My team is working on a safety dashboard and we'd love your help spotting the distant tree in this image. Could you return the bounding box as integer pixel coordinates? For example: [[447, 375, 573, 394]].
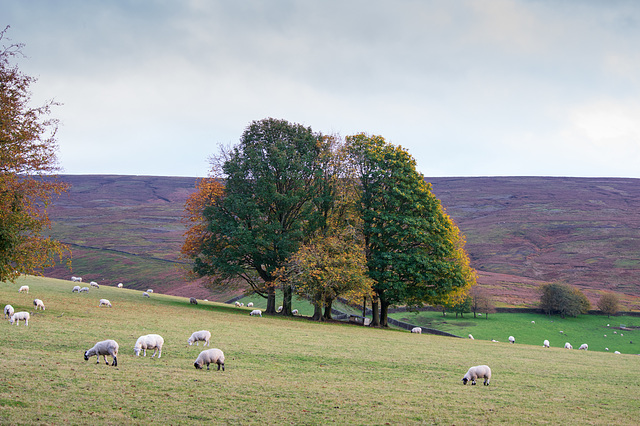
[[470, 286, 496, 319], [597, 292, 620, 318], [450, 294, 472, 318], [346, 133, 476, 327], [0, 26, 69, 282], [539, 282, 590, 318], [182, 118, 329, 314]]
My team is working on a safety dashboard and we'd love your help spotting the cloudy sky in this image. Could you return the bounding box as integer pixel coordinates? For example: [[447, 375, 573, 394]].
[[3, 1, 640, 178]]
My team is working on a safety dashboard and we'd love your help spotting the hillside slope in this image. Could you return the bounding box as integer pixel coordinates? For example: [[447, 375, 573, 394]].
[[42, 175, 640, 309]]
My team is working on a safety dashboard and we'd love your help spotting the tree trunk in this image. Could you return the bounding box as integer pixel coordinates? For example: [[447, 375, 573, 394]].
[[266, 286, 276, 314], [323, 298, 333, 320], [371, 298, 380, 327], [282, 283, 292, 316], [380, 298, 390, 328], [312, 299, 323, 321]]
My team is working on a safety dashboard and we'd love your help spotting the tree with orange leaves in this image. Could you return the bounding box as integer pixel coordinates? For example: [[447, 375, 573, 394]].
[[0, 26, 69, 282]]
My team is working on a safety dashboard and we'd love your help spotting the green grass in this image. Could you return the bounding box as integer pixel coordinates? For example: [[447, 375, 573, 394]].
[[390, 310, 640, 353], [1, 276, 640, 424]]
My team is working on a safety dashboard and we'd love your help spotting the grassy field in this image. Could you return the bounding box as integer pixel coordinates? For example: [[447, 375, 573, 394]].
[[2, 276, 640, 424]]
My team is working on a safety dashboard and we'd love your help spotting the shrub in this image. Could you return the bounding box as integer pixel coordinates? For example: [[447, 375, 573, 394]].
[[597, 292, 620, 318]]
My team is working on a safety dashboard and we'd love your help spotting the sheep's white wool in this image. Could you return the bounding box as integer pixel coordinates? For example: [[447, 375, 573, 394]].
[[188, 330, 211, 346], [579, 344, 588, 350], [543, 339, 550, 348], [411, 327, 422, 334], [72, 285, 81, 293], [9, 311, 30, 326], [564, 342, 573, 349], [249, 310, 262, 317], [468, 334, 474, 340], [33, 299, 45, 310], [84, 339, 119, 366], [117, 283, 123, 288], [508, 336, 515, 344], [18, 285, 29, 293], [143, 292, 150, 298], [194, 348, 225, 371], [462, 365, 491, 386], [134, 334, 164, 358], [292, 309, 298, 315], [99, 299, 112, 307], [4, 304, 14, 319]]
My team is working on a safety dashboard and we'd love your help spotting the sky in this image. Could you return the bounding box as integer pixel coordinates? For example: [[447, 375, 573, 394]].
[[3, 0, 640, 178]]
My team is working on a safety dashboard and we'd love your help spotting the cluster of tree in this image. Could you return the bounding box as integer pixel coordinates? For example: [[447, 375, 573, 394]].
[[539, 282, 590, 318], [0, 27, 69, 283], [182, 118, 477, 326], [597, 292, 620, 318]]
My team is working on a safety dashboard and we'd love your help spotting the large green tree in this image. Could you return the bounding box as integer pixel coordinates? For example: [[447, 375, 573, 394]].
[[185, 118, 328, 314], [0, 26, 69, 282], [347, 133, 475, 327], [539, 282, 590, 318]]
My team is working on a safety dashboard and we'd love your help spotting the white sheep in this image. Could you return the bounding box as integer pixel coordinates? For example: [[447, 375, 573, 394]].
[[249, 309, 262, 317], [194, 348, 225, 371], [564, 342, 573, 349], [531, 321, 535, 324], [84, 339, 119, 366], [146, 289, 153, 293], [543, 339, 550, 348], [98, 299, 112, 308], [508, 336, 515, 344], [143, 292, 150, 298], [188, 330, 211, 346], [117, 283, 123, 288], [491, 339, 499, 342], [247, 302, 254, 307], [71, 276, 82, 282], [18, 285, 29, 293], [579, 344, 588, 350], [277, 306, 283, 313], [468, 334, 474, 340], [411, 327, 422, 334], [9, 312, 30, 326], [90, 281, 99, 289], [614, 351, 621, 354], [79, 287, 89, 293], [190, 297, 197, 305], [235, 301, 241, 307], [72, 285, 81, 293], [4, 304, 14, 319], [292, 309, 298, 315], [462, 365, 491, 386], [134, 334, 164, 358], [33, 298, 45, 310]]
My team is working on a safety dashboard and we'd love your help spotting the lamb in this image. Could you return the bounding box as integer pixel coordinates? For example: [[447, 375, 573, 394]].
[[9, 312, 30, 326], [188, 330, 211, 347], [462, 365, 491, 386], [194, 348, 225, 371], [4, 304, 14, 319], [411, 327, 422, 334], [146, 289, 153, 293], [509, 336, 515, 344], [543, 339, 550, 348], [84, 339, 119, 366], [134, 334, 164, 358], [468, 334, 474, 340], [249, 309, 262, 317], [90, 281, 99, 289], [72, 285, 81, 293], [292, 309, 298, 315], [117, 283, 123, 288], [98, 299, 112, 307], [247, 302, 254, 307], [564, 342, 573, 349], [33, 298, 45, 310], [18, 285, 29, 293], [79, 287, 89, 293], [190, 297, 198, 305], [143, 292, 150, 298], [579, 344, 588, 350]]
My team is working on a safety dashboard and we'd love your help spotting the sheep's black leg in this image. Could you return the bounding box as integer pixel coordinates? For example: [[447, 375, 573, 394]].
[[206, 362, 210, 370], [112, 356, 117, 367]]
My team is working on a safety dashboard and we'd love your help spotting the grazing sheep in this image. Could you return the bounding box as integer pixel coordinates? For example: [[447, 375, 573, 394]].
[[146, 289, 153, 293], [4, 304, 14, 319], [292, 309, 298, 315], [614, 351, 621, 354], [143, 292, 150, 298], [194, 348, 225, 371], [84, 339, 119, 366], [247, 302, 253, 307], [605, 348, 609, 351], [614, 331, 617, 334], [188, 330, 211, 347], [9, 312, 30, 326], [79, 287, 89, 293], [462, 365, 491, 386], [203, 299, 208, 302], [249, 309, 262, 317], [559, 331, 564, 334], [277, 306, 283, 313], [604, 335, 607, 337], [18, 285, 29, 293], [468, 334, 474, 340], [134, 334, 164, 358], [190, 297, 197, 305], [509, 336, 515, 344], [531, 321, 535, 324], [579, 344, 588, 350], [117, 283, 123, 288], [72, 285, 81, 293], [564, 342, 573, 349], [71, 276, 82, 282], [98, 299, 112, 308], [33, 298, 45, 310], [90, 281, 99, 289], [411, 327, 422, 334], [235, 301, 241, 307], [543, 340, 550, 348]]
